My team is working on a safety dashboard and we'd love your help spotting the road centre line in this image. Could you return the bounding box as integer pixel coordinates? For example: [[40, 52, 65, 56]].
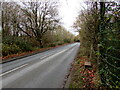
[[1, 50, 65, 77], [0, 64, 28, 77], [40, 56, 47, 59], [40, 51, 59, 60], [1, 51, 62, 77]]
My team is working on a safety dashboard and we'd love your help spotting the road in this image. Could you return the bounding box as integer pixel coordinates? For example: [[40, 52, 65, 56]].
[[1, 43, 80, 88]]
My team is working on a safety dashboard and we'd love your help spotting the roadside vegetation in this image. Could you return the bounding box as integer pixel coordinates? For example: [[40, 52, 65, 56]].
[[1, 1, 76, 58], [70, 1, 120, 88]]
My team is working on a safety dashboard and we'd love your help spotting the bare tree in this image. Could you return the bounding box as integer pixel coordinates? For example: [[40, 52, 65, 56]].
[[73, 2, 99, 58], [17, 0, 59, 47], [2, 2, 22, 37]]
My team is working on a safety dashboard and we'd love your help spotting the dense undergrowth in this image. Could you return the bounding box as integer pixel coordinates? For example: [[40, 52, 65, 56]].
[[71, 1, 120, 88], [69, 47, 101, 88], [2, 35, 74, 57]]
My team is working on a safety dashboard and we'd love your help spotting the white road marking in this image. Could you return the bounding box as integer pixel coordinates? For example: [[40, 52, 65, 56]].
[[0, 64, 28, 77], [1, 50, 66, 77], [40, 53, 55, 59], [40, 56, 47, 59], [1, 47, 69, 77]]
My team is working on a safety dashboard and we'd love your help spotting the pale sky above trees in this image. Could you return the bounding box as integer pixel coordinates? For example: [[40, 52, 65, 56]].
[[59, 0, 87, 36]]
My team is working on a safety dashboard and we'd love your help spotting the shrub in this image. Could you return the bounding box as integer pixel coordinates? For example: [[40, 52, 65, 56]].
[[56, 41, 64, 45], [3, 36, 33, 52], [16, 41, 32, 52], [63, 38, 71, 43], [2, 44, 21, 56], [49, 43, 57, 47]]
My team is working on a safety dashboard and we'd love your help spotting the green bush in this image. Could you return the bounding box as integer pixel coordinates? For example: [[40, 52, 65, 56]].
[[63, 38, 71, 43], [49, 43, 57, 47], [2, 36, 34, 56], [2, 44, 21, 56], [3, 36, 33, 52], [16, 41, 32, 52], [56, 41, 64, 45]]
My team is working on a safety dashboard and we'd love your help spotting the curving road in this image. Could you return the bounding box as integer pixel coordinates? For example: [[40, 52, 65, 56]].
[[1, 43, 80, 88]]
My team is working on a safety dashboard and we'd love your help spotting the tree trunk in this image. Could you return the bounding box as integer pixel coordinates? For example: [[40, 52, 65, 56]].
[[39, 39, 43, 48]]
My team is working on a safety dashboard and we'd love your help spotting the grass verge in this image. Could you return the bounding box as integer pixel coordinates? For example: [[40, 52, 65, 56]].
[[68, 49, 101, 88]]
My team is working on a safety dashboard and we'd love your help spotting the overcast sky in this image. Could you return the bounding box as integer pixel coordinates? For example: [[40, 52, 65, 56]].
[[58, 0, 87, 35]]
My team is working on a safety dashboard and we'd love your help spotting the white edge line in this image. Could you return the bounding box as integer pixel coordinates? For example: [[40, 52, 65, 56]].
[[0, 64, 28, 77]]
